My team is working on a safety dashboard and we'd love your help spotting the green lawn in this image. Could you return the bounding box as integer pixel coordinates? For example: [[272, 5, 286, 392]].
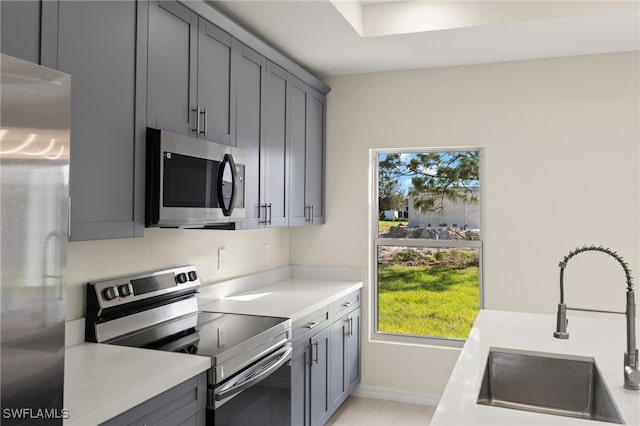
[[377, 264, 479, 339]]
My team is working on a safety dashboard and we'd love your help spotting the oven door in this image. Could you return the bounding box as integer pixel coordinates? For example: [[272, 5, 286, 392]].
[[209, 344, 292, 426]]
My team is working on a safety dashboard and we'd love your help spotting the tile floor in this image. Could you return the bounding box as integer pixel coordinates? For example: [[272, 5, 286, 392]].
[[325, 396, 436, 426]]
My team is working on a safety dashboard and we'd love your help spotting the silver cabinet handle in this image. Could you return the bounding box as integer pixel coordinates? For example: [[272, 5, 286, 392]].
[[201, 107, 208, 136], [343, 316, 354, 336], [305, 322, 319, 330], [260, 204, 268, 225], [311, 341, 319, 364], [193, 105, 201, 133], [260, 203, 273, 225], [310, 205, 314, 223], [342, 301, 354, 308]]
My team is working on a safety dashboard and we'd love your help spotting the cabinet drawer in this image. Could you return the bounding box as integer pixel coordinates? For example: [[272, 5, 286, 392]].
[[330, 290, 361, 320], [292, 308, 329, 344]]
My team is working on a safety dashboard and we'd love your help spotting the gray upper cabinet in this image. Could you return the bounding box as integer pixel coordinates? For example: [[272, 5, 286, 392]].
[[47, 0, 147, 240], [147, 1, 235, 145], [1, 1, 41, 64], [306, 89, 326, 224], [289, 77, 326, 226], [147, 1, 197, 136], [236, 58, 289, 229], [197, 18, 235, 145], [261, 62, 289, 227], [233, 42, 264, 228], [6, 0, 327, 240]]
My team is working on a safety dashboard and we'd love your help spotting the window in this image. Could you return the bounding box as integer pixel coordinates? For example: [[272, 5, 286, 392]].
[[373, 149, 482, 346]]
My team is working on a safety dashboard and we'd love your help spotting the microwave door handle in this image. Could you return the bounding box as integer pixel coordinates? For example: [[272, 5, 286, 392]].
[[217, 153, 238, 216]]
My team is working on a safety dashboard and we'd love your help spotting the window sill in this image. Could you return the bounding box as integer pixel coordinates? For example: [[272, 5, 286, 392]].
[[371, 331, 465, 349]]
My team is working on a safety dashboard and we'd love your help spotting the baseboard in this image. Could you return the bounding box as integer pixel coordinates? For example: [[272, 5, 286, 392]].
[[351, 384, 440, 407]]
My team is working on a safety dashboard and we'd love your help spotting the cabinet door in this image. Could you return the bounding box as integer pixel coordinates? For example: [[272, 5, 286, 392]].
[[309, 327, 330, 426], [262, 61, 289, 227], [288, 77, 308, 226], [289, 77, 325, 226], [306, 89, 326, 225], [101, 372, 207, 426], [0, 0, 41, 64], [346, 307, 362, 393], [291, 340, 310, 426], [197, 18, 234, 145], [233, 42, 264, 228], [329, 316, 348, 413], [56, 0, 146, 240], [147, 0, 197, 136]]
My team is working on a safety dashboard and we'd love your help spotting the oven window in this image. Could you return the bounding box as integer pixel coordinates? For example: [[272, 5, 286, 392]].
[[163, 152, 219, 208]]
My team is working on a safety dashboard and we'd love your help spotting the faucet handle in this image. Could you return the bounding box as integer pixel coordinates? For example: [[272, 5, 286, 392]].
[[553, 303, 570, 339]]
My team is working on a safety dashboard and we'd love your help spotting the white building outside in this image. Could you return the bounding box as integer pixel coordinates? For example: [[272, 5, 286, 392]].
[[408, 188, 480, 229]]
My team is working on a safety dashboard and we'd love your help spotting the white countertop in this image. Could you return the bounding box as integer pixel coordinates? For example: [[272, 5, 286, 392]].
[[198, 277, 363, 320], [431, 310, 640, 425], [63, 343, 210, 426]]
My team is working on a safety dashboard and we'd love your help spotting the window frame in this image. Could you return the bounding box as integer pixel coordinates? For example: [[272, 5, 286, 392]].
[[371, 147, 485, 348]]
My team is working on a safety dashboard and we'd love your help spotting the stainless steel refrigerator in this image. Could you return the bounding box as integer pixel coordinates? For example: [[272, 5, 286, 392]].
[[1, 54, 70, 425]]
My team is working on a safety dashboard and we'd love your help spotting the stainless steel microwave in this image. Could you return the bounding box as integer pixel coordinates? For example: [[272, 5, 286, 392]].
[[145, 128, 245, 228]]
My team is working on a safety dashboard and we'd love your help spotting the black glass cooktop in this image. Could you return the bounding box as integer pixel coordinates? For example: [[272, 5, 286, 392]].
[[109, 311, 288, 359]]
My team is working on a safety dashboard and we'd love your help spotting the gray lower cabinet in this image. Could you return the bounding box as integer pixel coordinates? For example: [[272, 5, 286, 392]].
[[291, 308, 331, 426], [291, 291, 361, 426], [44, 0, 147, 240], [289, 77, 326, 226], [147, 0, 235, 145], [329, 306, 362, 412], [309, 326, 331, 426], [100, 372, 207, 426]]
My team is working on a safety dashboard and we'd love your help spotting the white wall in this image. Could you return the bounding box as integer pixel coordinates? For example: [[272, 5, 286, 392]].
[[66, 227, 290, 320], [290, 52, 640, 399]]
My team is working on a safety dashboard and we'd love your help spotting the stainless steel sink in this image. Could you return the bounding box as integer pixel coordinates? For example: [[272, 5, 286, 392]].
[[477, 348, 624, 424]]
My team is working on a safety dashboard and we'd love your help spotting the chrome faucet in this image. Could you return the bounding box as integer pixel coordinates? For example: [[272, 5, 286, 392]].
[[553, 245, 640, 390]]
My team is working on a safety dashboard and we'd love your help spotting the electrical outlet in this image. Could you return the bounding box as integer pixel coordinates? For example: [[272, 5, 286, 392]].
[[264, 243, 271, 262], [218, 248, 227, 271]]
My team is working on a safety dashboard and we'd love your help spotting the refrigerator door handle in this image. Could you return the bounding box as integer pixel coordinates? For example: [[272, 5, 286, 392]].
[[68, 196, 71, 239]]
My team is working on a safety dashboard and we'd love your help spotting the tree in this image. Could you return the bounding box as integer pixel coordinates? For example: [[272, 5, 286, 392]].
[[379, 151, 479, 214], [378, 169, 406, 213]]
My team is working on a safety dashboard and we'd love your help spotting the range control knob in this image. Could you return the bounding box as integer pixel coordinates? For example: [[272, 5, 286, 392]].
[[176, 273, 188, 284], [188, 271, 198, 282], [102, 286, 118, 301], [118, 284, 132, 297]]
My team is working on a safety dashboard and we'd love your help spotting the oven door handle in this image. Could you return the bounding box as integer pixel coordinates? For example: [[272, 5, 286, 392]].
[[214, 344, 292, 402]]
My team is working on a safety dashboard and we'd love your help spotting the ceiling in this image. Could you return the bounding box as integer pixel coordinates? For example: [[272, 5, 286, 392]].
[[209, 0, 640, 78]]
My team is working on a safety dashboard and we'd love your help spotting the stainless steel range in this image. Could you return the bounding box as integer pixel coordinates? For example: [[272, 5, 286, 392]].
[[85, 265, 292, 426]]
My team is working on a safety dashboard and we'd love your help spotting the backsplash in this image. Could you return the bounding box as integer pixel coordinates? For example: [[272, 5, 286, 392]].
[[66, 226, 290, 321]]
